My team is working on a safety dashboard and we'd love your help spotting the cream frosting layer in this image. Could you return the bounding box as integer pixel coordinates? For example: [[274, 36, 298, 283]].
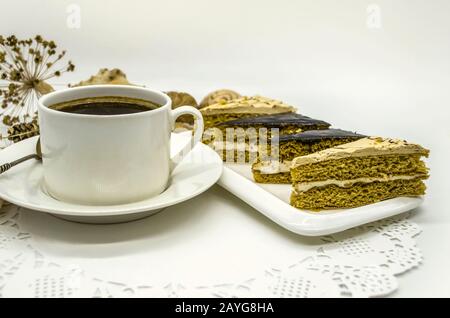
[[293, 174, 424, 193], [200, 95, 296, 115], [291, 137, 429, 168], [252, 160, 292, 174]]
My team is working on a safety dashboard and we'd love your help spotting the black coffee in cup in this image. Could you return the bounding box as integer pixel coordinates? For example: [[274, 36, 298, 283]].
[[49, 96, 161, 115]]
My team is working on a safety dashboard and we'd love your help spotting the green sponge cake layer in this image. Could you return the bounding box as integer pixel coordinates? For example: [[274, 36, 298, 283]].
[[252, 129, 366, 183], [253, 170, 291, 183], [291, 178, 426, 210], [289, 137, 430, 210], [291, 154, 428, 182], [277, 137, 360, 162]]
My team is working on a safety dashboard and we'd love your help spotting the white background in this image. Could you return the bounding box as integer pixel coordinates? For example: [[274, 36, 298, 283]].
[[1, 0, 450, 297]]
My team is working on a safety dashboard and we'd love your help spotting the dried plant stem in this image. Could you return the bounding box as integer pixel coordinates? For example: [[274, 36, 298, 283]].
[[0, 35, 75, 126], [1, 129, 39, 140]]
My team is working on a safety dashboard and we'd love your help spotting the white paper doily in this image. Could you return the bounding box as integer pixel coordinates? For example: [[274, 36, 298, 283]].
[[0, 201, 422, 298]]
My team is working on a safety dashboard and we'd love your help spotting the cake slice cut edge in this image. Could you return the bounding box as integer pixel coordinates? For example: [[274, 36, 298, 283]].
[[289, 137, 430, 210]]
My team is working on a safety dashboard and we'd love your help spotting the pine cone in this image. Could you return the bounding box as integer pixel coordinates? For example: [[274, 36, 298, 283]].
[[7, 120, 39, 143], [200, 89, 241, 108]]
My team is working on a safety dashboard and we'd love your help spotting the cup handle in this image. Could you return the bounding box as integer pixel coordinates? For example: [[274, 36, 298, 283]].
[[170, 106, 204, 171]]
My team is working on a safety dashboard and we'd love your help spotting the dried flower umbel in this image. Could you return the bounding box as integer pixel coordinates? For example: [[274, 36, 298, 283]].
[[0, 35, 75, 127]]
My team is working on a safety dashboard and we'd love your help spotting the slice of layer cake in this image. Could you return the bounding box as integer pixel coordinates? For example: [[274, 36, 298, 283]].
[[289, 137, 430, 210], [208, 113, 331, 163], [252, 129, 366, 183], [201, 95, 296, 130]]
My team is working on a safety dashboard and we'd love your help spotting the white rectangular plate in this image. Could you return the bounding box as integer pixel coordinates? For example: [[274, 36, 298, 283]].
[[218, 163, 423, 236]]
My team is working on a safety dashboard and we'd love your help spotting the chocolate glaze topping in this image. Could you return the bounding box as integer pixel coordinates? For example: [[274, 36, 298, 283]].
[[279, 128, 366, 142], [219, 113, 331, 128]]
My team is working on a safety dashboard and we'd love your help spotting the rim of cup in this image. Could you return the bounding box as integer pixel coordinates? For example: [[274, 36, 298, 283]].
[[38, 85, 171, 119]]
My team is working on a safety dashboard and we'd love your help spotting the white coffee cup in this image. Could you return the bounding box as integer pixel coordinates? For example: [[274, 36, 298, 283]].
[[38, 85, 203, 205]]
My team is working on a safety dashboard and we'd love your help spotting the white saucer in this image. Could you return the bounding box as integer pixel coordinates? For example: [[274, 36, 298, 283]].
[[0, 135, 223, 224]]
